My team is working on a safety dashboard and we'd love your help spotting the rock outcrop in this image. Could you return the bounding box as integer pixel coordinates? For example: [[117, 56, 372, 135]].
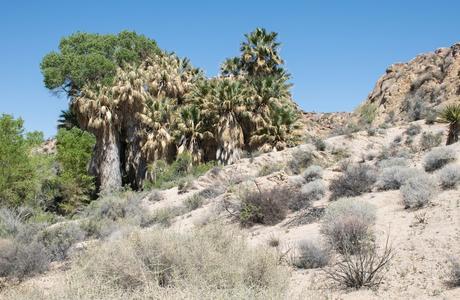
[[361, 42, 460, 125]]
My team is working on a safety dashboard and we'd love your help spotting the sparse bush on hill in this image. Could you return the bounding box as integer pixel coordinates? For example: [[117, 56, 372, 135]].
[[42, 225, 288, 298], [302, 165, 323, 182], [39, 222, 85, 261], [238, 185, 294, 226], [329, 164, 377, 200], [376, 166, 420, 190], [423, 146, 457, 172], [291, 239, 331, 269], [448, 256, 460, 287], [325, 235, 393, 289], [287, 148, 313, 174], [258, 163, 284, 176], [405, 124, 422, 136], [438, 164, 460, 189], [290, 180, 325, 211], [419, 131, 443, 150], [184, 194, 204, 212], [378, 157, 408, 169], [400, 174, 437, 208], [320, 198, 376, 254], [313, 137, 326, 151]]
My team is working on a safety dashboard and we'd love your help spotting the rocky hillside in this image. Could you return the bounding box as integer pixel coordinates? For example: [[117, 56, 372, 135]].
[[360, 42, 460, 125]]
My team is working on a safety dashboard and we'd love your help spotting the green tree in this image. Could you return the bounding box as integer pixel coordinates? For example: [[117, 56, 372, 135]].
[[55, 128, 96, 214], [40, 31, 160, 96], [0, 115, 37, 207]]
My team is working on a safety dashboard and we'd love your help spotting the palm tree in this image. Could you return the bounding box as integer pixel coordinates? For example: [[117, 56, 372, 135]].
[[72, 85, 122, 193], [220, 57, 242, 77], [250, 105, 302, 152], [174, 105, 214, 163], [240, 28, 284, 77], [57, 109, 79, 130], [439, 104, 460, 145]]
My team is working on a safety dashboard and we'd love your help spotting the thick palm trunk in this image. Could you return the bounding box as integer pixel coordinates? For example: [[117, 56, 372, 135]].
[[447, 122, 459, 145], [92, 127, 122, 193], [216, 115, 244, 165]]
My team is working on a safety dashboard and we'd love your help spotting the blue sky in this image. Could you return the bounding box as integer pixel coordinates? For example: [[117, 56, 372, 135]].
[[1, 0, 460, 137]]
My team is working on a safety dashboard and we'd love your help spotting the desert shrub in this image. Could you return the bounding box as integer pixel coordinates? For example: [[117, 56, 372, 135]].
[[400, 174, 437, 208], [287, 148, 313, 174], [419, 131, 443, 150], [448, 257, 460, 287], [184, 194, 204, 212], [393, 135, 402, 144], [0, 207, 33, 237], [39, 222, 85, 261], [258, 163, 284, 177], [367, 127, 377, 136], [146, 190, 163, 202], [404, 98, 426, 121], [58, 225, 288, 298], [291, 240, 331, 269], [239, 185, 294, 226], [267, 235, 280, 248], [302, 165, 323, 182], [425, 109, 437, 124], [177, 176, 194, 194], [423, 146, 457, 172], [293, 180, 325, 211], [150, 207, 184, 227], [405, 124, 422, 136], [320, 198, 376, 254], [358, 102, 377, 125], [329, 164, 377, 200], [313, 137, 326, 151], [376, 166, 420, 190], [438, 164, 460, 189], [378, 157, 408, 169], [81, 191, 153, 237], [0, 238, 50, 279], [325, 236, 393, 289], [198, 184, 226, 199], [377, 145, 411, 161]]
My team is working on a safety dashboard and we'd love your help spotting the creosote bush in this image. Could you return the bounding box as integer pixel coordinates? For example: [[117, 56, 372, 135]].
[[329, 164, 377, 200], [423, 146, 457, 172], [291, 239, 331, 269], [320, 198, 376, 254], [438, 164, 460, 189], [400, 174, 437, 208]]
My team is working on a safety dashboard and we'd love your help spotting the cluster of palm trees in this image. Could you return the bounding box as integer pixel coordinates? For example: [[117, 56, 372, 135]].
[[63, 28, 303, 192]]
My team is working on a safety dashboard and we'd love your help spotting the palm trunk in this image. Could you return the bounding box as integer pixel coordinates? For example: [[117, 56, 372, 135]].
[[216, 114, 244, 165], [446, 122, 459, 145], [92, 126, 122, 193]]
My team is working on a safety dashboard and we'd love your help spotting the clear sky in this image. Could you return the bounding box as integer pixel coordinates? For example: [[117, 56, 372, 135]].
[[1, 0, 460, 137]]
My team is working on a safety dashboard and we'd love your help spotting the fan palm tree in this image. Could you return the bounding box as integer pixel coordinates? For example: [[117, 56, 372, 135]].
[[220, 57, 242, 77], [250, 105, 302, 152], [439, 103, 460, 145], [175, 105, 214, 163], [72, 85, 122, 193], [57, 109, 79, 130], [240, 28, 284, 77]]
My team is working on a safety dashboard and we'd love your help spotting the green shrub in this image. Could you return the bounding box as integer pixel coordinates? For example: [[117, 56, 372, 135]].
[[358, 102, 377, 125]]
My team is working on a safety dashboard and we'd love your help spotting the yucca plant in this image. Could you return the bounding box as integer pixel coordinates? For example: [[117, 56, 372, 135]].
[[439, 104, 460, 145]]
